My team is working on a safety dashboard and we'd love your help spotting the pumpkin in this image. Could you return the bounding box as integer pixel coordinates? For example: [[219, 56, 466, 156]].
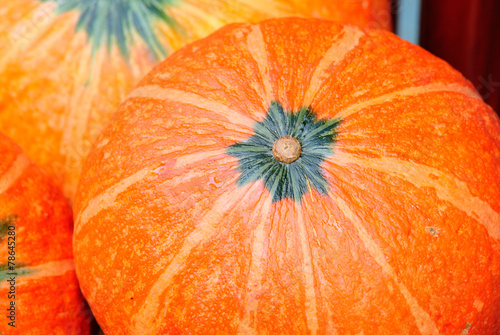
[[0, 133, 91, 334], [73, 18, 500, 334], [0, 0, 390, 201]]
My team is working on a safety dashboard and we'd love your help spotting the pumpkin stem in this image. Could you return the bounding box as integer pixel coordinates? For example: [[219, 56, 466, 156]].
[[272, 136, 301, 163]]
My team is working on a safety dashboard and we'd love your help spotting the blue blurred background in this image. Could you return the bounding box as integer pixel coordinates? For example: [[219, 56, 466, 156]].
[[396, 0, 421, 44]]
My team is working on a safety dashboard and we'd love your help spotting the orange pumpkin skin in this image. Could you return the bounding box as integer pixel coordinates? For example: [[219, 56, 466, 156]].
[[0, 0, 390, 202], [0, 133, 91, 334], [74, 18, 500, 334]]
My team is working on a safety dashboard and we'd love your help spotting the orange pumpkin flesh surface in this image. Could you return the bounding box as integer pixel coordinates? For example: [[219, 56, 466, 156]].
[[0, 0, 391, 201], [0, 133, 91, 334], [73, 18, 500, 334]]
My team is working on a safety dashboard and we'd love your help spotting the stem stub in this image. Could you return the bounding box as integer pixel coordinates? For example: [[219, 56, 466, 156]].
[[272, 135, 301, 164]]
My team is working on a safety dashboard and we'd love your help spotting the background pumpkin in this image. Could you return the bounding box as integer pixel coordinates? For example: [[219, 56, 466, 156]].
[[0, 132, 91, 334], [0, 0, 391, 201], [73, 18, 500, 334]]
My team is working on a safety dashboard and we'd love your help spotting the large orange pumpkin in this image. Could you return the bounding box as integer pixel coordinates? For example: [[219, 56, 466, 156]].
[[0, 133, 91, 334], [73, 18, 500, 334], [0, 0, 390, 201]]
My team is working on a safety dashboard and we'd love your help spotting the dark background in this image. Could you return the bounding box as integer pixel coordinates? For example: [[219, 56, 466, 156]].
[[392, 0, 500, 114]]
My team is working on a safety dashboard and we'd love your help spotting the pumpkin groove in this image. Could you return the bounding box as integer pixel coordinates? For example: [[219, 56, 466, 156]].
[[74, 18, 500, 334], [335, 82, 481, 119], [127, 85, 256, 130], [302, 27, 366, 107]]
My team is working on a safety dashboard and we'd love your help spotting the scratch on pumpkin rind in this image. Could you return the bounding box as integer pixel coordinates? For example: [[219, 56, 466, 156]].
[[303, 25, 366, 106]]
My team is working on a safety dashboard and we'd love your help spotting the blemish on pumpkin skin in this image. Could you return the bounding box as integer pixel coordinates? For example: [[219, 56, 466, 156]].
[[96, 138, 109, 148], [461, 322, 472, 334], [208, 176, 223, 190], [473, 299, 484, 312], [425, 226, 439, 237], [125, 291, 134, 301], [152, 160, 176, 176], [428, 173, 439, 180], [234, 29, 245, 39]]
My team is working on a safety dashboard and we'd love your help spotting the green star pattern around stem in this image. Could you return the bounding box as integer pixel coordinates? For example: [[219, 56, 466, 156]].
[[41, 0, 181, 59], [227, 101, 341, 203]]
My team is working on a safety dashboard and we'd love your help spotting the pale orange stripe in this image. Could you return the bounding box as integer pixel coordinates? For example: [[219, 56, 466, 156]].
[[0, 259, 75, 289], [26, 12, 77, 62], [0, 154, 30, 195], [303, 26, 365, 106], [59, 36, 98, 197], [95, 138, 110, 149], [332, 152, 500, 240], [173, 148, 226, 168], [337, 83, 481, 120], [60, 37, 99, 169], [246, 24, 274, 107], [336, 197, 439, 335], [76, 148, 227, 235], [155, 156, 236, 190], [127, 85, 255, 130], [238, 195, 273, 334], [75, 167, 154, 235], [0, 2, 59, 72], [132, 181, 256, 335], [152, 145, 223, 164], [296, 204, 319, 335]]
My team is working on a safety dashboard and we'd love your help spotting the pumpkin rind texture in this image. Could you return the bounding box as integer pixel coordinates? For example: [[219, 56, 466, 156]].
[[74, 18, 500, 334], [0, 133, 91, 334], [0, 0, 391, 201]]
